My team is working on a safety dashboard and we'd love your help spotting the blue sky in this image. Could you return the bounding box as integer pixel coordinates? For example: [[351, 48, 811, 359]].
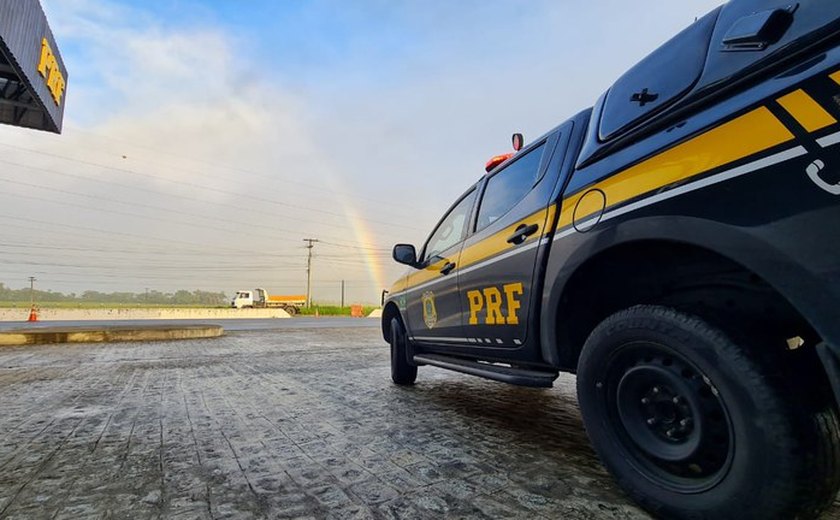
[[0, 0, 723, 300]]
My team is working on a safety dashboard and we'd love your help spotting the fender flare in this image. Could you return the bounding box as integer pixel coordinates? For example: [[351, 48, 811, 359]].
[[540, 215, 835, 367]]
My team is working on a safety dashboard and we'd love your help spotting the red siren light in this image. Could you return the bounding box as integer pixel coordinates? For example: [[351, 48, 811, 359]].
[[484, 132, 524, 172], [485, 152, 514, 172]]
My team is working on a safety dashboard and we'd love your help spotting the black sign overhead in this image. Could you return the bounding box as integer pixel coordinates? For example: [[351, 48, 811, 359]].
[[0, 0, 67, 133]]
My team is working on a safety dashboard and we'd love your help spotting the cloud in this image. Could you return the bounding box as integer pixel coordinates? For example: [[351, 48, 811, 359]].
[[2, 0, 390, 299], [0, 0, 723, 301]]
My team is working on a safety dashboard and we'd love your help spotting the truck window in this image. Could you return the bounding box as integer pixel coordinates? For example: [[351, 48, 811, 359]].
[[423, 188, 477, 262], [475, 143, 545, 231]]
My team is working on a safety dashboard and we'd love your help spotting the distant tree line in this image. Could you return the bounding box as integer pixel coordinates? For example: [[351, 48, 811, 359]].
[[0, 283, 228, 306]]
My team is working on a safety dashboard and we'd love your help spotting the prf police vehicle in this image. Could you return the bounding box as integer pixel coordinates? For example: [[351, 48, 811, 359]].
[[382, 1, 840, 518]]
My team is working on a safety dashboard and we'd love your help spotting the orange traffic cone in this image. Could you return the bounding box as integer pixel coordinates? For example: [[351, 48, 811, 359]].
[[27, 306, 38, 322]]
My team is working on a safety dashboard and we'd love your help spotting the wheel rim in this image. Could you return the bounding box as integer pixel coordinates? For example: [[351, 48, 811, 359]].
[[603, 342, 734, 492]]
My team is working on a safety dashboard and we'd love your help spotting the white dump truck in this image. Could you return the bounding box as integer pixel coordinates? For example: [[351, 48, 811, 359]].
[[231, 288, 305, 314]]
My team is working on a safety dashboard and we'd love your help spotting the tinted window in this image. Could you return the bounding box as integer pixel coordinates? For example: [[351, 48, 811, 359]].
[[476, 144, 545, 231], [423, 189, 477, 262]]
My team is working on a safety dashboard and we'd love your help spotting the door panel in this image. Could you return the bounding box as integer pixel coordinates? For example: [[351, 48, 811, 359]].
[[457, 126, 569, 348], [403, 244, 464, 342], [403, 188, 477, 343]]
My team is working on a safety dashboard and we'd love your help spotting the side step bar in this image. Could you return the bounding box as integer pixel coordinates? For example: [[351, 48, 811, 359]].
[[413, 353, 558, 388]]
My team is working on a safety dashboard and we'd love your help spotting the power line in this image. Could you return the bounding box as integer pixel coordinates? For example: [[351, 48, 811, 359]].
[[0, 181, 387, 246], [318, 240, 391, 252], [0, 241, 311, 258], [0, 157, 413, 243], [0, 213, 254, 255], [0, 142, 425, 232], [66, 126, 425, 214]]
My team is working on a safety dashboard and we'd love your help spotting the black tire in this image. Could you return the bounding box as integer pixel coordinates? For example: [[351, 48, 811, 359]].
[[390, 317, 417, 386], [576, 305, 840, 520]]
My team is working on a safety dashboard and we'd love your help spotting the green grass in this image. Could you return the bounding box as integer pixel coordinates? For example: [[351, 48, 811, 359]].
[[297, 305, 379, 316]]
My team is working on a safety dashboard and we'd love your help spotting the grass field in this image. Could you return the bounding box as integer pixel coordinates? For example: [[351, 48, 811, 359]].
[[297, 305, 379, 316]]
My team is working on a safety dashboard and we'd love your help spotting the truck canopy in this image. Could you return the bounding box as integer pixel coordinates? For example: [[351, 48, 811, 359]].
[[578, 0, 840, 165]]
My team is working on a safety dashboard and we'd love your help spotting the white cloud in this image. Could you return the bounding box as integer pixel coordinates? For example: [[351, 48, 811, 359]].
[[0, 0, 724, 301]]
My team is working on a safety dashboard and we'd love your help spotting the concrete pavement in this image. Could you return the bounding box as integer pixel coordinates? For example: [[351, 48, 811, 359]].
[[0, 326, 651, 519]]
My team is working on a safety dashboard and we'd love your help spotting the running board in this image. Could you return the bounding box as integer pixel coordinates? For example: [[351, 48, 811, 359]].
[[413, 353, 558, 388]]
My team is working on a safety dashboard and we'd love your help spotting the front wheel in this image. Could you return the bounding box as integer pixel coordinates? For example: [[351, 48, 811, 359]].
[[390, 317, 417, 386], [576, 305, 840, 519]]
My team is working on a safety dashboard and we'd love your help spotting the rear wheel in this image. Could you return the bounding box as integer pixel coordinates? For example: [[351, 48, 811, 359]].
[[390, 317, 417, 385], [576, 305, 840, 519]]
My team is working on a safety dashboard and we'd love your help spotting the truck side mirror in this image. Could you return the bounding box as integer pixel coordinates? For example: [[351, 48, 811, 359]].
[[392, 244, 418, 267]]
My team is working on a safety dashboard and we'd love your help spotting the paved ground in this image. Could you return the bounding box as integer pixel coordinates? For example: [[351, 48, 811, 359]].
[[0, 326, 837, 519]]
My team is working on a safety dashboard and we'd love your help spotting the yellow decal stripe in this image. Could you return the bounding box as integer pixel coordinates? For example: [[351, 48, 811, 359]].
[[830, 71, 840, 85], [402, 205, 557, 292], [459, 205, 556, 268], [560, 107, 795, 228], [402, 256, 453, 291], [777, 89, 837, 132]]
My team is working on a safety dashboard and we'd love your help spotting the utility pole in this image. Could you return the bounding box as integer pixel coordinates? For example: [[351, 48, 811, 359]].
[[28, 276, 36, 306], [340, 280, 345, 308], [303, 238, 319, 308]]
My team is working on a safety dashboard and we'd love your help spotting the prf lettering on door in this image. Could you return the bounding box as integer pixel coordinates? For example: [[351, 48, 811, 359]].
[[466, 283, 523, 325]]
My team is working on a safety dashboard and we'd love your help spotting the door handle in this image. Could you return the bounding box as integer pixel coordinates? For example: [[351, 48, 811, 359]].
[[506, 223, 539, 245], [440, 261, 456, 275]]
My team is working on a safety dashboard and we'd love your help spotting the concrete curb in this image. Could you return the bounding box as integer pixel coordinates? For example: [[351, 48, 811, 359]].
[[0, 325, 225, 346], [0, 308, 291, 322]]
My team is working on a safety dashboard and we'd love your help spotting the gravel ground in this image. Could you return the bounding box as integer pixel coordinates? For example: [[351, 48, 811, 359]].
[[0, 327, 837, 519]]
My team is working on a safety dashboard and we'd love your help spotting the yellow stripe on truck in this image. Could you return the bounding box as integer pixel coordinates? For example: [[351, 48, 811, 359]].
[[777, 89, 837, 132], [830, 70, 840, 85], [402, 205, 556, 292], [559, 107, 795, 227], [402, 256, 456, 291], [458, 205, 556, 268]]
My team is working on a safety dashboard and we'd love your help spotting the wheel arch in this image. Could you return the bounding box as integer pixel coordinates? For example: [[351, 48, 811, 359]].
[[543, 216, 828, 373], [381, 301, 403, 342]]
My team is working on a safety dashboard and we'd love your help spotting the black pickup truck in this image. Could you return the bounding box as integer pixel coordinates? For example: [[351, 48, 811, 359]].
[[382, 1, 840, 518]]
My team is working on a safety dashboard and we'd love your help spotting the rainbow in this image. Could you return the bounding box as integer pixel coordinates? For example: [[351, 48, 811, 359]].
[[342, 205, 386, 292]]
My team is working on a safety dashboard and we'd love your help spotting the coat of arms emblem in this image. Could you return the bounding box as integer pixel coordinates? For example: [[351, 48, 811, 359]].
[[421, 291, 437, 329]]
